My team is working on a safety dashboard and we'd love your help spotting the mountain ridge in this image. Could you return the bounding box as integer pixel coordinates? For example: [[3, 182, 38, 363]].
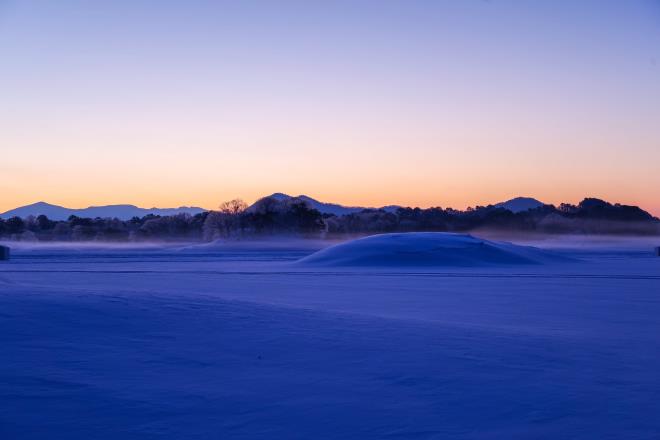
[[2, 194, 652, 220], [0, 202, 206, 221], [257, 193, 401, 215]]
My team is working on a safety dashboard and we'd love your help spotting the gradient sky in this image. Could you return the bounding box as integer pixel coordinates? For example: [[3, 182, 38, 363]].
[[1, 0, 659, 215]]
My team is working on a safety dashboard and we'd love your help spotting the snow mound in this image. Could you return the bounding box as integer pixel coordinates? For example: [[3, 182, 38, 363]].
[[297, 233, 566, 267]]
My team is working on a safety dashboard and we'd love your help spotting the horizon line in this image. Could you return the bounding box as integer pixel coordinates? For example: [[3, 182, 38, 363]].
[[2, 193, 658, 217]]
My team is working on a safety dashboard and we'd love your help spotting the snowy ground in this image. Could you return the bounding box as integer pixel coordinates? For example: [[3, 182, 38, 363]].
[[1, 235, 660, 439]]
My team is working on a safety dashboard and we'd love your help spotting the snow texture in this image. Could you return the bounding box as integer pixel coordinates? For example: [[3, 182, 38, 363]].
[[1, 234, 660, 439], [297, 232, 568, 267]]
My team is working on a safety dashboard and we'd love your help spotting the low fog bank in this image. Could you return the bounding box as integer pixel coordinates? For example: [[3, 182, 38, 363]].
[[473, 231, 660, 253], [177, 237, 336, 252], [3, 232, 658, 255], [0, 241, 185, 253], [0, 236, 336, 254]]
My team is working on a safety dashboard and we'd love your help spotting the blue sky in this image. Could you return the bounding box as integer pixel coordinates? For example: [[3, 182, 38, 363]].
[[1, 0, 659, 213]]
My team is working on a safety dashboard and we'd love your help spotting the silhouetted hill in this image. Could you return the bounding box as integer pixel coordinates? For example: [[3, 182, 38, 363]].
[[561, 198, 656, 222], [494, 197, 545, 213], [254, 193, 400, 216]]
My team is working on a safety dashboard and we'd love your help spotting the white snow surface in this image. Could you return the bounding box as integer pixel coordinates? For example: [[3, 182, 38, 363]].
[[1, 234, 660, 439], [297, 232, 568, 267]]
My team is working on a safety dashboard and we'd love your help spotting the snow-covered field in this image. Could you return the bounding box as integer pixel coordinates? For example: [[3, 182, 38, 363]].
[[1, 234, 660, 439]]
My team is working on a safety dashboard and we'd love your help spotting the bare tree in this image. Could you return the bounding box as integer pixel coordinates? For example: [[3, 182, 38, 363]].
[[219, 199, 248, 215]]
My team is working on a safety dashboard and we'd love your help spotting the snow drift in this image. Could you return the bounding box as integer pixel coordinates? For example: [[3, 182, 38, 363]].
[[297, 232, 567, 267]]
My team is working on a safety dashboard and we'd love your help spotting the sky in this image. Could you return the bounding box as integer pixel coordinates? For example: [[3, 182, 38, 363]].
[[1, 0, 659, 215]]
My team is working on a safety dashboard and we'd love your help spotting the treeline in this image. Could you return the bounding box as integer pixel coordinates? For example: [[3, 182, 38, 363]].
[[0, 198, 324, 242], [327, 198, 660, 236], [1, 197, 658, 242]]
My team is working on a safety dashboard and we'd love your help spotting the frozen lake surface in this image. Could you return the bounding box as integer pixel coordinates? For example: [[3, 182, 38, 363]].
[[1, 235, 660, 439]]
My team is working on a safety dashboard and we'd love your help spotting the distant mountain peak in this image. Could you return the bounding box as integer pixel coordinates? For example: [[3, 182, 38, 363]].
[[257, 193, 400, 215], [267, 192, 294, 201], [494, 197, 545, 213], [0, 202, 206, 221]]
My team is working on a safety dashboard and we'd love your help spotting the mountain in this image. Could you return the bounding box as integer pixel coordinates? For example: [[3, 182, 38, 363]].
[[494, 197, 545, 213], [0, 202, 206, 221], [258, 193, 401, 216]]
